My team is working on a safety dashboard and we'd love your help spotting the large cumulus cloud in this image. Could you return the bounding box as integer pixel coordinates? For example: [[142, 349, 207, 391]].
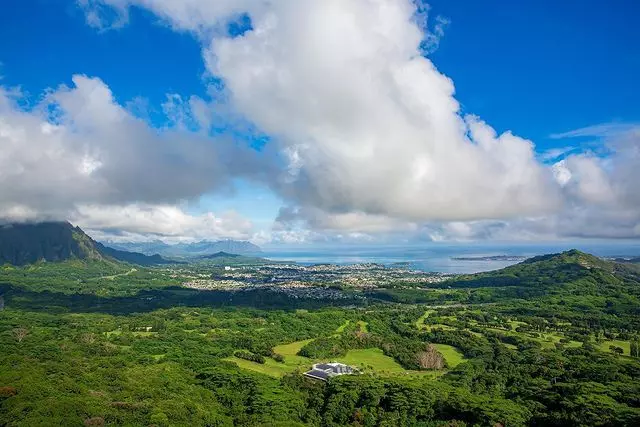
[[7, 0, 639, 242], [0, 75, 259, 240], [86, 0, 561, 221]]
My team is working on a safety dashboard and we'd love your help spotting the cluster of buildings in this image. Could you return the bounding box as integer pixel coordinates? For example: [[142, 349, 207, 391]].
[[179, 261, 451, 292]]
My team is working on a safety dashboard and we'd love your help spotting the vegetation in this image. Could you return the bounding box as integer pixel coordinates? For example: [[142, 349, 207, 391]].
[[1, 249, 640, 425]]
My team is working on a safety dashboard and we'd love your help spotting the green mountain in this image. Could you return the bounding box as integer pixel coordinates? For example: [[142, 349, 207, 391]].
[[0, 222, 104, 265], [448, 249, 640, 296], [0, 222, 172, 266]]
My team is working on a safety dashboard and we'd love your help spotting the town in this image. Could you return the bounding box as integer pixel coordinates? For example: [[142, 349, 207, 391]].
[[179, 261, 452, 296]]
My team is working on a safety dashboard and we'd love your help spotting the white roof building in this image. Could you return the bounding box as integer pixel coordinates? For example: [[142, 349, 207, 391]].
[[303, 362, 356, 381]]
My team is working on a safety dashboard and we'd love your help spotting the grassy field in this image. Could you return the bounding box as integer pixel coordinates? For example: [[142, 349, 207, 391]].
[[423, 324, 456, 332], [272, 339, 314, 366], [336, 348, 405, 374], [226, 348, 407, 378], [416, 311, 458, 332], [228, 345, 449, 378], [415, 310, 435, 329], [226, 356, 300, 377], [534, 332, 582, 349], [485, 327, 582, 349], [356, 320, 369, 333], [507, 320, 528, 330], [273, 339, 314, 357], [433, 344, 466, 368], [597, 339, 631, 356]]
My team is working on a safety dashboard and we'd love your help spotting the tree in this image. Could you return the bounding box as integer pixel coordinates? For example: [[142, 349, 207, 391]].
[[12, 327, 28, 343], [630, 341, 639, 358], [416, 344, 446, 370], [609, 345, 624, 355]]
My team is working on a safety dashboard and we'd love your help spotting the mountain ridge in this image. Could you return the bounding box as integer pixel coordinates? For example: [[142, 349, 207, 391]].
[[0, 222, 173, 266], [106, 239, 262, 258]]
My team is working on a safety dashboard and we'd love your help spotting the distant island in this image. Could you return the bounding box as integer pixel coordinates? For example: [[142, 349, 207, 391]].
[[451, 255, 529, 262]]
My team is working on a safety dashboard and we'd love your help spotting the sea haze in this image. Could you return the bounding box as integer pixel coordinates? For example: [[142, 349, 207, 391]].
[[263, 242, 640, 274]]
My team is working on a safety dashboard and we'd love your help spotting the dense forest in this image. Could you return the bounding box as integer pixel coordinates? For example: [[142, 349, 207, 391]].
[[1, 250, 640, 426]]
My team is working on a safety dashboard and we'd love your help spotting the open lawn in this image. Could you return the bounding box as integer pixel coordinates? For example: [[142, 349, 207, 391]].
[[507, 320, 528, 330], [415, 310, 435, 329], [336, 348, 405, 374], [336, 348, 445, 378], [273, 338, 314, 356], [226, 356, 300, 377], [227, 338, 317, 377], [534, 332, 582, 349], [485, 327, 582, 349], [433, 344, 466, 368], [273, 339, 314, 366], [597, 339, 631, 356]]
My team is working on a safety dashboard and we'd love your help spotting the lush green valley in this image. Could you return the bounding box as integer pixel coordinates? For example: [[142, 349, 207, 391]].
[[1, 250, 640, 426]]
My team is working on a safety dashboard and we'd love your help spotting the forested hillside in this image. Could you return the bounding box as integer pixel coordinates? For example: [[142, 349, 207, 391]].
[[0, 222, 104, 265], [0, 222, 173, 267]]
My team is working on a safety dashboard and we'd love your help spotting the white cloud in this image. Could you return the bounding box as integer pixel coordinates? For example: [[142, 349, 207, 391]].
[[0, 75, 264, 242], [79, 0, 261, 33], [73, 203, 254, 243], [550, 122, 640, 140], [10, 0, 638, 243], [210, 0, 561, 223], [85, 0, 560, 220]]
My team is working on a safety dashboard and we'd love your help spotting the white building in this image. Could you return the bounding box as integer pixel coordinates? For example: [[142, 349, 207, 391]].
[[303, 362, 356, 381]]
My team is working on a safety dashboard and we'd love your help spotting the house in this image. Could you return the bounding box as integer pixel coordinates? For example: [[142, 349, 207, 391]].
[[303, 362, 356, 381]]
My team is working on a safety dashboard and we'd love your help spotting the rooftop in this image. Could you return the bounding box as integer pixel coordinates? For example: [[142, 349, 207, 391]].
[[303, 362, 356, 381]]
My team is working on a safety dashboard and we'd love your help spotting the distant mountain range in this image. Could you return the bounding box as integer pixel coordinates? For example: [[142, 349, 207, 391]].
[[0, 222, 174, 266], [105, 240, 262, 258]]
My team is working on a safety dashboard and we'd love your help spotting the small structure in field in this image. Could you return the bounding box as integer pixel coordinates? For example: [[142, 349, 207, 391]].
[[304, 362, 355, 381]]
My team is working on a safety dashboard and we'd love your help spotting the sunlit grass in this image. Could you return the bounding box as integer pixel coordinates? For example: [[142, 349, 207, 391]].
[[597, 339, 631, 356], [336, 348, 405, 373], [433, 344, 466, 368]]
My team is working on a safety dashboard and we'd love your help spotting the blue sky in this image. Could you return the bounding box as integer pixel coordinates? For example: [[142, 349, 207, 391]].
[[429, 0, 640, 143], [0, 0, 639, 244], [2, 0, 638, 145]]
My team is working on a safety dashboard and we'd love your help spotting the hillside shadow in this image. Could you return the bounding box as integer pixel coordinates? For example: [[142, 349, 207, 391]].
[[0, 283, 364, 315]]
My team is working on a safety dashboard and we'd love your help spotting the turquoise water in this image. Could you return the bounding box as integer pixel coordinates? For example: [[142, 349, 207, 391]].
[[262, 242, 640, 274]]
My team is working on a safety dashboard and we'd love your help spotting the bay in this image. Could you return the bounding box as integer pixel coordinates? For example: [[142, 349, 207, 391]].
[[262, 242, 640, 274]]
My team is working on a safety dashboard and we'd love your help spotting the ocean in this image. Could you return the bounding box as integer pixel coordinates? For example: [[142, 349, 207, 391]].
[[262, 242, 640, 274]]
